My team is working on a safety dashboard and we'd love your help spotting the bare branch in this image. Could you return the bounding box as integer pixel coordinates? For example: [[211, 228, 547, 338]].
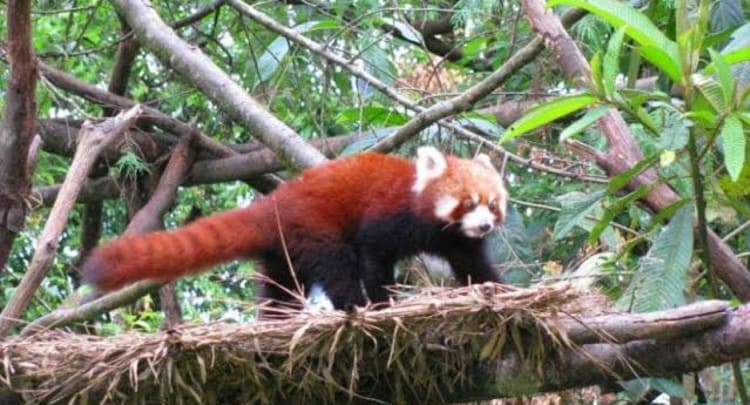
[[22, 133, 195, 336], [32, 131, 371, 207], [111, 0, 325, 169], [0, 106, 143, 337]]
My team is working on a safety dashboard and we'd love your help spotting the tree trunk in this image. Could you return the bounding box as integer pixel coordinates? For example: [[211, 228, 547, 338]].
[[0, 0, 37, 270]]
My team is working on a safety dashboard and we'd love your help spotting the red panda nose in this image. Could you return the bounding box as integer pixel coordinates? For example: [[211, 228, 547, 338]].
[[479, 223, 492, 233]]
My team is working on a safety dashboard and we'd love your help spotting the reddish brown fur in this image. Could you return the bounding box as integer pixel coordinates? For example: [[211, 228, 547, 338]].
[[82, 150, 506, 309], [83, 153, 418, 291]]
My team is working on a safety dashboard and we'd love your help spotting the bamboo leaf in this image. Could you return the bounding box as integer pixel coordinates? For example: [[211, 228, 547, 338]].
[[721, 114, 746, 182], [501, 94, 598, 142]]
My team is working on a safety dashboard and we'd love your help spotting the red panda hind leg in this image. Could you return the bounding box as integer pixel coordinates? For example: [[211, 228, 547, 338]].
[[258, 242, 367, 313]]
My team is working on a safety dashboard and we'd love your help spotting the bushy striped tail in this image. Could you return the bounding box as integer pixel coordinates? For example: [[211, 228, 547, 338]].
[[82, 207, 273, 291]]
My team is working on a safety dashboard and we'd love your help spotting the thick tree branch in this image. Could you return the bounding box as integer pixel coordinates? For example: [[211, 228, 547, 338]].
[[111, 0, 325, 169], [31, 131, 370, 207], [520, 0, 750, 301], [4, 293, 750, 403], [38, 61, 239, 159], [0, 106, 142, 337], [0, 0, 37, 270]]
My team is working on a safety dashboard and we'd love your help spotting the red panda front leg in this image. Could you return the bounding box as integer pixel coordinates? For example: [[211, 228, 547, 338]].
[[359, 250, 395, 304], [443, 240, 504, 285]]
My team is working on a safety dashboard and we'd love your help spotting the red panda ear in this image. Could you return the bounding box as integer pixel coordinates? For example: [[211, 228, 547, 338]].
[[474, 153, 495, 170], [413, 146, 447, 192]]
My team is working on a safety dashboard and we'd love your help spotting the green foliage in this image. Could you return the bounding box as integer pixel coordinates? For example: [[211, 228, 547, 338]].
[[3, 7, 749, 402], [112, 152, 150, 180], [501, 94, 599, 142], [505, 0, 750, 343], [617, 206, 694, 312]]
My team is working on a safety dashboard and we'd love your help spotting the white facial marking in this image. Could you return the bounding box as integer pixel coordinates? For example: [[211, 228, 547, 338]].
[[434, 195, 459, 220], [461, 205, 497, 238], [413, 146, 447, 193]]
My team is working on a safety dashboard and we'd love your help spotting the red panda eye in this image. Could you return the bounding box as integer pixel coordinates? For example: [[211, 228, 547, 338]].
[[463, 200, 476, 210]]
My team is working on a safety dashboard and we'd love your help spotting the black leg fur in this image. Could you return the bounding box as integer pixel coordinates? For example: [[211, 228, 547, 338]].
[[442, 239, 503, 284], [359, 249, 394, 304]]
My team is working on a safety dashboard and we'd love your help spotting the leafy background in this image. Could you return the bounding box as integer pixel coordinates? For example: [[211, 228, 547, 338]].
[[1, 0, 749, 401]]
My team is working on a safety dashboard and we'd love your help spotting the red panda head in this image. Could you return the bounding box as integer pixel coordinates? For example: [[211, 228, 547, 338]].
[[412, 146, 507, 238]]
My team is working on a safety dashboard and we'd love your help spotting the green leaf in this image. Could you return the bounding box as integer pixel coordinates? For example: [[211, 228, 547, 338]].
[[256, 36, 290, 85], [589, 186, 649, 244], [560, 105, 610, 142], [638, 45, 683, 82], [603, 27, 627, 98], [549, 0, 680, 81], [721, 114, 746, 181], [501, 94, 598, 142], [659, 112, 689, 150], [553, 190, 606, 240], [645, 199, 690, 232], [634, 105, 660, 135], [617, 205, 694, 312], [607, 153, 660, 193], [335, 106, 408, 126], [708, 48, 734, 105], [703, 46, 750, 74], [693, 74, 728, 113], [590, 52, 604, 95], [255, 20, 331, 86]]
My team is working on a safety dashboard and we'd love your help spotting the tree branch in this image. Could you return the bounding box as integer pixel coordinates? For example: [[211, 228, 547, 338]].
[[31, 131, 371, 207], [369, 8, 588, 152], [0, 0, 37, 270], [22, 132, 196, 336], [111, 0, 325, 169], [0, 106, 142, 337], [4, 290, 749, 403], [226, 0, 603, 183]]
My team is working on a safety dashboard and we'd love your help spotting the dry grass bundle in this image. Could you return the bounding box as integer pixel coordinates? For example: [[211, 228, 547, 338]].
[[1, 283, 596, 404]]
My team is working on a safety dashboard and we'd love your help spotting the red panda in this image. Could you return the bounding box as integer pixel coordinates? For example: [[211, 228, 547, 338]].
[[82, 146, 508, 312]]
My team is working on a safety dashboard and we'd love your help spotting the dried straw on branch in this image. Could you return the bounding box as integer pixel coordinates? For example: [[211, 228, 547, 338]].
[[1, 284, 600, 404]]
